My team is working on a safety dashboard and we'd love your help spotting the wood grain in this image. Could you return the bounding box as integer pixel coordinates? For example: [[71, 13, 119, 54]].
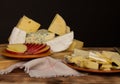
[[1, 44, 120, 84], [0, 69, 120, 84]]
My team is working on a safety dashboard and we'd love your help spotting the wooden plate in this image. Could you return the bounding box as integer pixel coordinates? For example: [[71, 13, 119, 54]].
[[0, 49, 51, 59], [63, 60, 120, 73]]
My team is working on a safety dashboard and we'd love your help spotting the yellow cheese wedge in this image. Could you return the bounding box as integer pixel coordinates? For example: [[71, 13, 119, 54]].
[[48, 14, 67, 35], [16, 16, 40, 33], [66, 26, 71, 33], [67, 39, 84, 51]]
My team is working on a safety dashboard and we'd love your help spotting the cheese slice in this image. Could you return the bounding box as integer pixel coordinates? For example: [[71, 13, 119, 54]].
[[48, 14, 67, 35], [73, 49, 89, 58], [89, 52, 107, 63], [9, 27, 26, 44], [46, 31, 74, 52], [16, 16, 40, 33]]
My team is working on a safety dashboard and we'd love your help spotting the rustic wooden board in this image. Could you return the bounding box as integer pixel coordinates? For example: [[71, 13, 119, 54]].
[[1, 44, 120, 84]]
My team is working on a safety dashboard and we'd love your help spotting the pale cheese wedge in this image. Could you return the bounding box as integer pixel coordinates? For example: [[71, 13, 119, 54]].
[[46, 31, 74, 52], [48, 14, 67, 35], [16, 16, 40, 33], [66, 26, 71, 33], [67, 39, 84, 51], [9, 27, 26, 44]]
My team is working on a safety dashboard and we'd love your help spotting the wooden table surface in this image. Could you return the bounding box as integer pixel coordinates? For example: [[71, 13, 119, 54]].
[[0, 44, 120, 84], [0, 69, 120, 84]]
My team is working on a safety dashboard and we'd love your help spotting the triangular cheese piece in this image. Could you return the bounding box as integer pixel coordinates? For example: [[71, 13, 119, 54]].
[[48, 14, 67, 35], [16, 16, 40, 33], [46, 31, 74, 52], [9, 27, 26, 44]]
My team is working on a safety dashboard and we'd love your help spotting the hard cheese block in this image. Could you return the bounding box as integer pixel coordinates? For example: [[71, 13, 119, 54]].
[[9, 27, 26, 44], [16, 16, 40, 33], [48, 14, 67, 35], [84, 60, 99, 70]]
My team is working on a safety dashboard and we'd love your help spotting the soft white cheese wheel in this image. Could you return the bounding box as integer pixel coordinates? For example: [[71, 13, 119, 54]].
[[46, 31, 74, 52], [9, 27, 26, 44]]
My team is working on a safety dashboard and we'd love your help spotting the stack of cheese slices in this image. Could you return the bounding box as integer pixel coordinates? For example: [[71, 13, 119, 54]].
[[8, 14, 84, 53]]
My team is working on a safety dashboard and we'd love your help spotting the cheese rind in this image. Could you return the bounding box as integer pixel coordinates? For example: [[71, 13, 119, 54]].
[[46, 31, 74, 52], [16, 16, 40, 33], [9, 27, 26, 44], [48, 14, 67, 35]]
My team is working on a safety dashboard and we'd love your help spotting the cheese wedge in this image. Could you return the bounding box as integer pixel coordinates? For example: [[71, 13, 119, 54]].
[[48, 14, 67, 35], [46, 31, 74, 52], [66, 26, 71, 33], [16, 16, 40, 33], [9, 27, 26, 44], [25, 29, 55, 44], [67, 39, 84, 51]]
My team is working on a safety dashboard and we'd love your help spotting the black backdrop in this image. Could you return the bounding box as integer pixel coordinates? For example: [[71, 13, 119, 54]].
[[0, 0, 120, 47]]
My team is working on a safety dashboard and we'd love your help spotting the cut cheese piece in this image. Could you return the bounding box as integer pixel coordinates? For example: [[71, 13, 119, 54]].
[[25, 29, 55, 44], [7, 44, 27, 53], [73, 49, 89, 58], [46, 31, 74, 52], [100, 64, 112, 70], [66, 26, 71, 33], [84, 60, 99, 70], [102, 51, 120, 66], [89, 52, 107, 63], [67, 39, 84, 51], [9, 27, 26, 44], [16, 16, 40, 33], [48, 14, 67, 35]]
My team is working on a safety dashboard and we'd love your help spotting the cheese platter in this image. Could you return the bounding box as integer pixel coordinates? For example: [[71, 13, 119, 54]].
[[0, 43, 51, 59], [63, 48, 120, 73], [63, 59, 120, 73]]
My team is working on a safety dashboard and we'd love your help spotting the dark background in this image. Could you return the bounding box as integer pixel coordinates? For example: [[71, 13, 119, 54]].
[[0, 0, 120, 47]]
